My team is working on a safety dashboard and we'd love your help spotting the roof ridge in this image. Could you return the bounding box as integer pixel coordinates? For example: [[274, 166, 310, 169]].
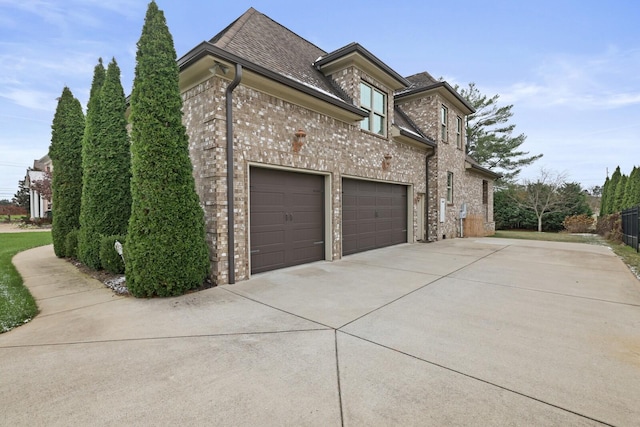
[[210, 7, 257, 48]]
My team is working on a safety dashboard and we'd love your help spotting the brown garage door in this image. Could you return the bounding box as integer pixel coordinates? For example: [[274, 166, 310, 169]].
[[250, 168, 325, 274], [342, 178, 407, 255]]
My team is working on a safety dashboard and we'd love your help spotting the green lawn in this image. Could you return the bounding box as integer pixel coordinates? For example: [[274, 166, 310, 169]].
[[0, 231, 52, 333], [492, 230, 640, 277], [493, 230, 603, 244]]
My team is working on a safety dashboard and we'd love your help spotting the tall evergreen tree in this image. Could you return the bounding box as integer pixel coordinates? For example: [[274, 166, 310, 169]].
[[456, 83, 542, 182], [78, 59, 106, 267], [600, 176, 610, 215], [49, 87, 85, 257], [79, 58, 132, 269], [623, 166, 640, 209], [125, 1, 209, 297], [604, 166, 621, 215], [613, 174, 627, 213], [12, 178, 30, 213]]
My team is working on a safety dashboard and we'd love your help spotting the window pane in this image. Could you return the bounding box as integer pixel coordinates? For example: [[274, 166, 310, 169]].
[[373, 114, 384, 134], [360, 83, 372, 108], [361, 116, 370, 131], [373, 90, 384, 113], [441, 106, 447, 123]]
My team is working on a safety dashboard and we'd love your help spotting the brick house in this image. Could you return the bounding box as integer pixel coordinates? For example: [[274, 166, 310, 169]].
[[178, 8, 499, 284]]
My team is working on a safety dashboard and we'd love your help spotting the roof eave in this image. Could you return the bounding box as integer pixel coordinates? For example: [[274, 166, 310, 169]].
[[465, 161, 502, 179], [178, 42, 367, 118], [396, 81, 475, 114], [314, 43, 410, 90], [391, 125, 436, 150]]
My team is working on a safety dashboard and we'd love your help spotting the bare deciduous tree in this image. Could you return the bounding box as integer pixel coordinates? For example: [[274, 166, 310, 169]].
[[515, 168, 568, 232]]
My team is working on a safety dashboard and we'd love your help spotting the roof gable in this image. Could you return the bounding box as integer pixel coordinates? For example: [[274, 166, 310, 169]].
[[314, 43, 409, 90], [209, 8, 342, 101]]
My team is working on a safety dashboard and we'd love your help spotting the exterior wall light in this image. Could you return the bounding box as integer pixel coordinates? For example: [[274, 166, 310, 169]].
[[293, 128, 306, 152], [382, 153, 392, 170]]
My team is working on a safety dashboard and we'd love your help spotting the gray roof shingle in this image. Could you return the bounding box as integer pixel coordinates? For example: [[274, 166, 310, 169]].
[[209, 8, 347, 102]]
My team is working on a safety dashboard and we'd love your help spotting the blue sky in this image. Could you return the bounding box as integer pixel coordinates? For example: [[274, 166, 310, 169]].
[[1, 0, 639, 200]]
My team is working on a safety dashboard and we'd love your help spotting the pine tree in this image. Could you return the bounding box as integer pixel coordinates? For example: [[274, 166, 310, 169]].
[[78, 58, 132, 269], [49, 87, 85, 257], [456, 83, 542, 182], [78, 59, 106, 267], [125, 1, 209, 297]]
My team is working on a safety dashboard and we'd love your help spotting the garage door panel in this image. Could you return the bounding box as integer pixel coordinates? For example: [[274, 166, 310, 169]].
[[250, 168, 325, 274], [342, 178, 407, 256], [251, 229, 286, 246]]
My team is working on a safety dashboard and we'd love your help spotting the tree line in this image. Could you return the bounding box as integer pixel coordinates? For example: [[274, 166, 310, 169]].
[[48, 1, 208, 297], [600, 166, 640, 215]]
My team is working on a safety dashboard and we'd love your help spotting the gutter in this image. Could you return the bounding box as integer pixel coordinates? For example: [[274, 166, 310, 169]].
[[226, 63, 243, 284]]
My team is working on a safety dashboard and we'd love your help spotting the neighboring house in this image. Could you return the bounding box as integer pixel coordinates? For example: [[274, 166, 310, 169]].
[[176, 8, 500, 284], [25, 154, 52, 220]]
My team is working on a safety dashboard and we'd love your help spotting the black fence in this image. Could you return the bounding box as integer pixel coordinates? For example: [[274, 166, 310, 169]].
[[622, 206, 640, 252]]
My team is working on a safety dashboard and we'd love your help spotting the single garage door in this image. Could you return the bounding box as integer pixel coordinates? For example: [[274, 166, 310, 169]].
[[342, 178, 407, 255], [250, 168, 325, 274]]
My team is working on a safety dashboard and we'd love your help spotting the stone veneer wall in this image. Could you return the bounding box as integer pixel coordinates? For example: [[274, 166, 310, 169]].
[[182, 75, 429, 284]]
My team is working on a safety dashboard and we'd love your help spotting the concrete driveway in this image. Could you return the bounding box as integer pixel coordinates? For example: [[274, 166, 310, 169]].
[[1, 238, 639, 426]]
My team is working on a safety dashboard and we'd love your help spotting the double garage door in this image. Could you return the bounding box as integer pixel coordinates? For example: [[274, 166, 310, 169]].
[[250, 168, 407, 274]]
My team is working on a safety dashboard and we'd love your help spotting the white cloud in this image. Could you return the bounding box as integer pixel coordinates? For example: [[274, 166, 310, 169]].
[[0, 89, 58, 111], [494, 47, 640, 110]]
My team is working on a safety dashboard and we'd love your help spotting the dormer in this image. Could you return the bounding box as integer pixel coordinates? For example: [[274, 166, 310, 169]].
[[315, 43, 410, 139]]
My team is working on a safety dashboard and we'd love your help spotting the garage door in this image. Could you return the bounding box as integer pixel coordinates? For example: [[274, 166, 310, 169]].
[[250, 168, 325, 274], [342, 178, 407, 255]]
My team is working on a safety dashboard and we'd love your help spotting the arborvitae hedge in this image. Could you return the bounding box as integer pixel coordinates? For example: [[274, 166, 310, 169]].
[[78, 59, 106, 268], [78, 58, 131, 269], [125, 1, 209, 297], [49, 87, 85, 257], [603, 166, 621, 215]]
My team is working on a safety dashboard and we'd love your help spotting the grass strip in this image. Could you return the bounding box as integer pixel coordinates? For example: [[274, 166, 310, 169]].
[[0, 232, 52, 333]]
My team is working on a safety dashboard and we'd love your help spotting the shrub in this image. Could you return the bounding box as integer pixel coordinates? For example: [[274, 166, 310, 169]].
[[597, 213, 622, 242], [562, 214, 595, 233], [65, 229, 79, 259], [100, 235, 126, 274]]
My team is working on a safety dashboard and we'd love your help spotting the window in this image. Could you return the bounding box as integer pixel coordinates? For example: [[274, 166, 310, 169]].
[[456, 116, 463, 150], [482, 180, 489, 220], [482, 180, 488, 205], [441, 105, 448, 142], [447, 172, 454, 203], [360, 82, 386, 135]]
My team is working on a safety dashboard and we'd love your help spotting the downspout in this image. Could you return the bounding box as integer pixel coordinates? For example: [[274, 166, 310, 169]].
[[226, 63, 242, 284], [425, 149, 436, 242]]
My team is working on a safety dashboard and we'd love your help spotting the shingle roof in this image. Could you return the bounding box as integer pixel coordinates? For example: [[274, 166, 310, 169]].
[[404, 71, 439, 88], [209, 8, 347, 103]]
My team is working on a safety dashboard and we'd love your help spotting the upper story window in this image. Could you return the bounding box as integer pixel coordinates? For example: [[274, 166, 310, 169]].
[[456, 116, 463, 150], [447, 171, 454, 203], [441, 105, 448, 142], [360, 82, 386, 135]]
